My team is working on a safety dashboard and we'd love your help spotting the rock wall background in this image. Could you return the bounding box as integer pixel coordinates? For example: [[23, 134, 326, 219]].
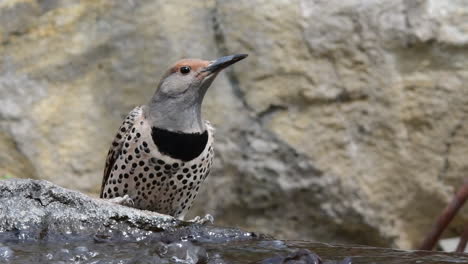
[[1, 0, 467, 249]]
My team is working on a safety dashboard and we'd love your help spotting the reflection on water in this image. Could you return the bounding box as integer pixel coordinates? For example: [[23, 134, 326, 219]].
[[1, 231, 467, 264]]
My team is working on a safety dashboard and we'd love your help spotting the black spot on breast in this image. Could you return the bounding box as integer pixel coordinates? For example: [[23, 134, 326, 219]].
[[151, 127, 208, 162]]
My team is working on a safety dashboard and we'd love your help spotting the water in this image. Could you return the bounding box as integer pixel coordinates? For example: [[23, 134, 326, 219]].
[[1, 179, 467, 263], [1, 232, 467, 264]]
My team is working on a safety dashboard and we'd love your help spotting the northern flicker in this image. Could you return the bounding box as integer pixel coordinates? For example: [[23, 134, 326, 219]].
[[100, 54, 248, 220]]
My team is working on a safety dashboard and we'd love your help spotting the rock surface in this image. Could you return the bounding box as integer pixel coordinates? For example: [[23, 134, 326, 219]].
[[0, 0, 468, 248], [0, 179, 254, 243], [1, 181, 467, 263]]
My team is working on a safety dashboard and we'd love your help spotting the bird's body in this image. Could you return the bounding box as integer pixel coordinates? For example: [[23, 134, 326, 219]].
[[100, 106, 214, 218], [100, 54, 247, 219]]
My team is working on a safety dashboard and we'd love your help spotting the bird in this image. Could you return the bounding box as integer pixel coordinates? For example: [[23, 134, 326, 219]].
[[100, 54, 248, 220]]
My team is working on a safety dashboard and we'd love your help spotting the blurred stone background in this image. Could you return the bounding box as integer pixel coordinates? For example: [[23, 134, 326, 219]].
[[1, 0, 468, 249]]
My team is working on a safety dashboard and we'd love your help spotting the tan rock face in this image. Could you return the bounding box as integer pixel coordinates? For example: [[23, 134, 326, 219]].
[[1, 0, 467, 248]]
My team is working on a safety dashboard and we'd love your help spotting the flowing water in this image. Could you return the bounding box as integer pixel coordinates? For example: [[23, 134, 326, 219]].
[[1, 231, 467, 264]]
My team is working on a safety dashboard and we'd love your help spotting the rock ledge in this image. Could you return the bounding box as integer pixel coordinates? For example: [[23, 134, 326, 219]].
[[0, 179, 254, 243]]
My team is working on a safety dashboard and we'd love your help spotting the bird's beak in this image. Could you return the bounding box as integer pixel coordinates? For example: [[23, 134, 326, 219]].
[[202, 54, 248, 75]]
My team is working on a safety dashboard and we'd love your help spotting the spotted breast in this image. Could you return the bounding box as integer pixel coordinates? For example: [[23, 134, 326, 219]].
[[100, 106, 214, 219]]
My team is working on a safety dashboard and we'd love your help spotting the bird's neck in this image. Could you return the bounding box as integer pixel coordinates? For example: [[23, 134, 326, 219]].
[[146, 103, 205, 134]]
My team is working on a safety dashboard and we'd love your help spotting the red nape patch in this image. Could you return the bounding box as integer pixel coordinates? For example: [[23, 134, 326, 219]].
[[170, 59, 210, 73]]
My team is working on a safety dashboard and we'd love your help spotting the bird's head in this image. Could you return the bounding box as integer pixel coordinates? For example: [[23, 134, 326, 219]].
[[149, 54, 248, 133]]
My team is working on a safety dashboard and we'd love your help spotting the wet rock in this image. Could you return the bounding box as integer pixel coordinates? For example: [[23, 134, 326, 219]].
[[0, 246, 14, 262], [0, 179, 255, 244], [157, 241, 208, 263]]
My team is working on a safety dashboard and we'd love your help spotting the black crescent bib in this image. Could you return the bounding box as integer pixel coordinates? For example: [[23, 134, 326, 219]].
[[151, 127, 208, 162]]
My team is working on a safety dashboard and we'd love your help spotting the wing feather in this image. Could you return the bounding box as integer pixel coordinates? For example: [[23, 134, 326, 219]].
[[100, 106, 143, 197]]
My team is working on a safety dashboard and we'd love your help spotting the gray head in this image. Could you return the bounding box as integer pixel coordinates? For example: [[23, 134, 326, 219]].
[[148, 54, 248, 133]]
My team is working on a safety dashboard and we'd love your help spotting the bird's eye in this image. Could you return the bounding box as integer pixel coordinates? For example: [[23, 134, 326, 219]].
[[180, 66, 191, 74]]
